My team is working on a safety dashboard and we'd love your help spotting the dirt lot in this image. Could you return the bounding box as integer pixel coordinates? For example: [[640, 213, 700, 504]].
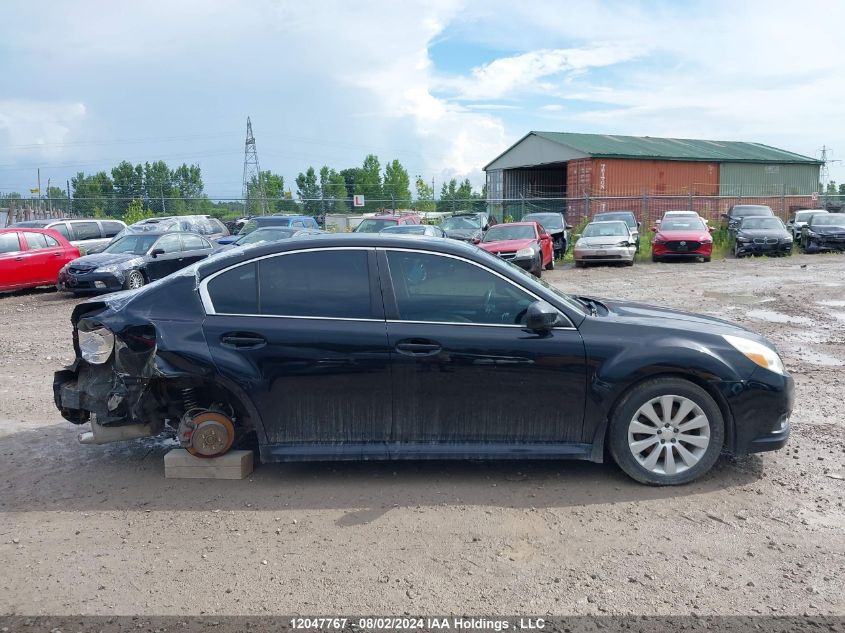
[[0, 254, 843, 617]]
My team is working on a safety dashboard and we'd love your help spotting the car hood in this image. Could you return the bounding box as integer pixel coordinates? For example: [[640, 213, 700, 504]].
[[655, 230, 711, 241], [216, 235, 240, 245], [737, 228, 790, 238], [591, 296, 758, 339], [68, 252, 142, 269], [808, 224, 845, 234], [577, 235, 629, 246], [445, 228, 481, 239], [479, 238, 535, 252]]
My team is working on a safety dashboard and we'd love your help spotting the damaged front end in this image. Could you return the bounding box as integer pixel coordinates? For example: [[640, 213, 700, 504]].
[[53, 303, 165, 444]]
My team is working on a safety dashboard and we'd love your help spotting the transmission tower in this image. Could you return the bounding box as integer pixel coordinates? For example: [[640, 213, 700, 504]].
[[242, 117, 268, 216]]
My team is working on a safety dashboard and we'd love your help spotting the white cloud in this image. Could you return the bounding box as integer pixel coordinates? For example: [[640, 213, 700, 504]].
[[0, 100, 86, 158]]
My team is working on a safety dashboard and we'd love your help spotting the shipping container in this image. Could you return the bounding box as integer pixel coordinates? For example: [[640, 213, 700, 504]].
[[590, 159, 720, 197], [719, 163, 820, 196]]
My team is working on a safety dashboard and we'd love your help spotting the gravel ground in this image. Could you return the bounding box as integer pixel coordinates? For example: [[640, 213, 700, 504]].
[[0, 254, 843, 617]]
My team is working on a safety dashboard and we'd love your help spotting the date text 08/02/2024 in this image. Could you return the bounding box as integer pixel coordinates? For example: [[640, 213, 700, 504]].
[[288, 618, 547, 631]]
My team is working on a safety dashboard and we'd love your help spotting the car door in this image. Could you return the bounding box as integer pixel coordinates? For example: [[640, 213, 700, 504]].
[[379, 248, 587, 446], [179, 233, 213, 267], [145, 234, 184, 280], [200, 247, 393, 451], [24, 232, 70, 284], [69, 221, 103, 251], [536, 225, 553, 264], [0, 232, 26, 290]]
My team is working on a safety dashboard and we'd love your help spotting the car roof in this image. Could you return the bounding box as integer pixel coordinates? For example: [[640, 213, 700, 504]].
[[0, 227, 68, 237], [595, 210, 635, 215], [196, 233, 492, 280], [587, 220, 629, 226], [493, 221, 535, 227]]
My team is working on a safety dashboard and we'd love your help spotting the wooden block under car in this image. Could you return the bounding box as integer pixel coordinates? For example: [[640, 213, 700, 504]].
[[164, 449, 254, 480]]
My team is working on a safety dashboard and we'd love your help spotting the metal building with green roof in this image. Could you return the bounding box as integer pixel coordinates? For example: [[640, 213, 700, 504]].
[[484, 131, 822, 202]]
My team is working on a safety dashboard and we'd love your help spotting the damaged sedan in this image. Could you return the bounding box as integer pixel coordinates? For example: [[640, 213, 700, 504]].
[[57, 231, 215, 293], [54, 234, 793, 485]]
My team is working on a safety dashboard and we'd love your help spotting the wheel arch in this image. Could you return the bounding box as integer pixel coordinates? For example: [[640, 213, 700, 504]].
[[589, 369, 736, 462]]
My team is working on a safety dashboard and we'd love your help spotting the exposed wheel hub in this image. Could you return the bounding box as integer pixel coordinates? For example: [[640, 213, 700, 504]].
[[179, 410, 235, 458]]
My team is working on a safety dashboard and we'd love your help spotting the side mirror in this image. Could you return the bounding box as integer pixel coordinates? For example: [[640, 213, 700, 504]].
[[525, 300, 565, 332], [708, 226, 715, 233], [650, 225, 657, 232], [637, 221, 642, 228], [721, 213, 730, 219], [565, 224, 574, 230], [471, 237, 481, 244], [574, 233, 581, 239], [150, 248, 165, 258]]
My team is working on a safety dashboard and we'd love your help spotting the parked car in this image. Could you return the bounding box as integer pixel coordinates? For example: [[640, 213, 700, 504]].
[[722, 205, 774, 233], [785, 209, 828, 240], [216, 227, 326, 252], [652, 216, 713, 263], [591, 211, 640, 251], [53, 233, 793, 486], [440, 214, 484, 242], [0, 228, 80, 292], [733, 217, 793, 258], [573, 221, 636, 267], [57, 231, 215, 294], [522, 212, 572, 258], [380, 224, 446, 237], [799, 214, 845, 252], [217, 216, 320, 246], [653, 210, 702, 232], [353, 213, 421, 233], [11, 218, 126, 253], [110, 215, 229, 247], [478, 221, 554, 276]]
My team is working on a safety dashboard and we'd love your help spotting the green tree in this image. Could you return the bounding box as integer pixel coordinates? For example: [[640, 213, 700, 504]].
[[72, 171, 115, 216], [111, 161, 144, 214], [414, 176, 435, 212], [382, 159, 412, 209], [122, 198, 154, 224], [46, 185, 68, 213], [171, 163, 204, 211], [296, 167, 321, 215], [143, 160, 172, 213], [839, 183, 845, 196], [437, 178, 459, 212], [825, 180, 837, 195], [357, 154, 382, 211], [320, 166, 349, 213]]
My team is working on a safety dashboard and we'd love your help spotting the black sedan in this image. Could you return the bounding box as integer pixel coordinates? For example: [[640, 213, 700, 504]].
[[57, 231, 215, 294], [521, 212, 572, 258], [53, 234, 792, 485], [216, 226, 325, 251], [440, 214, 484, 242], [733, 216, 793, 257], [800, 214, 845, 252]]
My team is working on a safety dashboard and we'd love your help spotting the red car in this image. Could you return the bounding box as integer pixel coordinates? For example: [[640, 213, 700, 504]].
[[478, 221, 554, 277], [651, 216, 713, 263], [354, 213, 421, 233], [0, 228, 81, 292]]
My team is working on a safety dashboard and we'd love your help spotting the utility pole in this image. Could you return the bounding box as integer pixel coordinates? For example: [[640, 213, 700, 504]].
[[67, 179, 72, 217], [37, 168, 42, 213], [241, 117, 268, 216], [47, 178, 52, 215]]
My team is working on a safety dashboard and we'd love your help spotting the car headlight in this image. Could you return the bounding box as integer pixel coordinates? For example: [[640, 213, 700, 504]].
[[94, 264, 123, 274], [806, 230, 817, 237], [515, 247, 536, 258], [723, 334, 785, 375], [700, 235, 712, 243], [615, 240, 629, 247], [78, 327, 115, 364], [736, 236, 749, 242]]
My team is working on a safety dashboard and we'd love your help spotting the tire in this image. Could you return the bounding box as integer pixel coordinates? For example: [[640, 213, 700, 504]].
[[625, 259, 634, 266], [703, 256, 711, 263], [575, 260, 585, 268], [651, 254, 660, 263], [123, 270, 146, 290], [545, 256, 555, 271], [608, 377, 725, 485], [734, 245, 742, 258]]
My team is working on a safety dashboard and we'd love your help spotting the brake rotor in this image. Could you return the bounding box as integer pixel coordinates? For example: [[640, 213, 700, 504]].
[[186, 411, 235, 458]]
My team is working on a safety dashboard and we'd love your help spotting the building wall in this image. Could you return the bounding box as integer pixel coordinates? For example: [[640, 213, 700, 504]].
[[485, 133, 589, 171], [589, 159, 720, 196], [566, 159, 593, 198], [502, 166, 567, 199], [719, 163, 820, 196]]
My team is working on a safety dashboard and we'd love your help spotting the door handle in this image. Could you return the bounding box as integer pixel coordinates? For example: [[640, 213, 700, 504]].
[[220, 333, 267, 349], [15, 256, 23, 261], [395, 340, 442, 356]]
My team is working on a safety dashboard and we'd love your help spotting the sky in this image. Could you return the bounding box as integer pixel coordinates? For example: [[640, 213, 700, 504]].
[[1, 0, 843, 199]]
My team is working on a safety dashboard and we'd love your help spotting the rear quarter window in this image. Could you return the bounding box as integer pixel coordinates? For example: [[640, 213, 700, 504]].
[[207, 262, 258, 314], [100, 221, 125, 238], [71, 222, 102, 241], [0, 233, 22, 254]]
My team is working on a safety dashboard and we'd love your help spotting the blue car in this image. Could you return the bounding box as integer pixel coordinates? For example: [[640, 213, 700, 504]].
[[216, 215, 319, 245]]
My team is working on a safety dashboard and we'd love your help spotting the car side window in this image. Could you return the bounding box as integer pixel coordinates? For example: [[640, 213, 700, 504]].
[[386, 251, 535, 325], [100, 221, 125, 238], [153, 234, 182, 254], [259, 250, 372, 318], [0, 233, 22, 254], [292, 220, 304, 227], [23, 232, 49, 250], [44, 234, 60, 247], [49, 223, 71, 240], [181, 234, 210, 250], [71, 222, 102, 241], [207, 263, 258, 314]]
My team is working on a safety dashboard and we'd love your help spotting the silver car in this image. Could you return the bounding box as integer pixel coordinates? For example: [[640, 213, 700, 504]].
[[785, 209, 828, 240], [573, 220, 636, 267]]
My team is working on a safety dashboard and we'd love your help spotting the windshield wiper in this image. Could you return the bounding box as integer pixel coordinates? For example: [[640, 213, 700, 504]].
[[574, 296, 598, 316]]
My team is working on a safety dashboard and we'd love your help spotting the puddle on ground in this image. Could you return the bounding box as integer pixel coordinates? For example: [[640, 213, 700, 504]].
[[746, 309, 814, 325], [703, 292, 772, 305], [817, 300, 845, 307]]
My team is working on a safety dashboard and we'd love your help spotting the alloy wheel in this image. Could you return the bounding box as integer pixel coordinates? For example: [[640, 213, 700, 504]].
[[127, 271, 144, 289], [627, 394, 711, 476]]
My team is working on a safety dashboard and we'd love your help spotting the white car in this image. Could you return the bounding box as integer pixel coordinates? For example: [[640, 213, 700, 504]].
[[573, 220, 637, 267]]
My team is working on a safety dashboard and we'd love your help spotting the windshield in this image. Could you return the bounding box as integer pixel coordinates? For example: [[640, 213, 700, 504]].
[[482, 225, 535, 242], [236, 228, 297, 245], [103, 234, 160, 255], [354, 218, 398, 232], [522, 213, 563, 230], [795, 211, 826, 222], [381, 225, 428, 235], [732, 206, 773, 218], [594, 212, 636, 228], [741, 217, 783, 230], [661, 218, 708, 231], [811, 215, 845, 226], [582, 221, 628, 237], [441, 216, 481, 230]]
